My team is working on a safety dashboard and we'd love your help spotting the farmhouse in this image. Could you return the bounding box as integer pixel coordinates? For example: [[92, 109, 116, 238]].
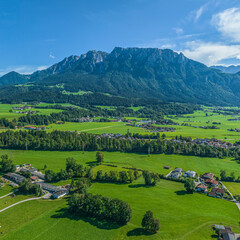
[[52, 190, 69, 199], [24, 126, 37, 130], [202, 172, 215, 179], [36, 182, 67, 193], [36, 182, 69, 198], [31, 176, 38, 181], [195, 183, 208, 193], [32, 171, 45, 180], [4, 173, 26, 184], [204, 178, 219, 187], [183, 170, 196, 178], [208, 188, 225, 198]]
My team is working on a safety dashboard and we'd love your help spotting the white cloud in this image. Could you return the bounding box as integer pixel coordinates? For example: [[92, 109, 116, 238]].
[[173, 27, 183, 35], [182, 41, 240, 66], [212, 8, 240, 42], [195, 6, 204, 21], [0, 65, 48, 76], [49, 53, 55, 59]]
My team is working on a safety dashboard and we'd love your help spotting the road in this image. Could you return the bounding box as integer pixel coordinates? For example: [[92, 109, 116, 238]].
[[221, 181, 240, 211], [0, 194, 48, 213]]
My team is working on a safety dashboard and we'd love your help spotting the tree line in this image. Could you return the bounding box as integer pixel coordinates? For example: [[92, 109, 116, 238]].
[[0, 130, 239, 159]]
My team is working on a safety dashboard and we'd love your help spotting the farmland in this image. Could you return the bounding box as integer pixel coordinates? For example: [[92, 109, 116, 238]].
[[0, 149, 240, 177], [0, 179, 239, 240], [0, 103, 63, 120], [0, 103, 240, 239]]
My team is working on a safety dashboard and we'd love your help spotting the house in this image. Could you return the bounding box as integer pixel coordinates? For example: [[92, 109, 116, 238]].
[[29, 167, 38, 173], [4, 173, 26, 184], [174, 168, 183, 173], [208, 188, 225, 198], [202, 172, 215, 179], [52, 190, 69, 199], [170, 172, 181, 178], [31, 176, 38, 181], [24, 126, 37, 130], [36, 182, 67, 193], [212, 225, 235, 240], [164, 166, 171, 169], [205, 178, 219, 187], [195, 183, 208, 193], [183, 170, 196, 178], [32, 171, 45, 180]]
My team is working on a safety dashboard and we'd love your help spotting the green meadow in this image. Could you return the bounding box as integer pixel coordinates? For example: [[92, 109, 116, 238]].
[[1, 179, 239, 240], [1, 149, 239, 180], [47, 121, 149, 134], [0, 185, 14, 197], [0, 105, 240, 239], [0, 103, 62, 120], [223, 182, 240, 196]]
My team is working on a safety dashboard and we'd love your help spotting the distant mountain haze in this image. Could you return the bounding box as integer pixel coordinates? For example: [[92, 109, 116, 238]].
[[210, 65, 240, 74], [1, 47, 240, 106]]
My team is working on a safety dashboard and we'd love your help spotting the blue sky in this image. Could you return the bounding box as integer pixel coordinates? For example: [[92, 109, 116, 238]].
[[1, 0, 240, 75]]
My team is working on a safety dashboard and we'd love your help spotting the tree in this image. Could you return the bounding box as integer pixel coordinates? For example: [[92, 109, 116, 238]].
[[0, 154, 16, 173], [96, 151, 104, 164], [184, 178, 195, 193], [45, 170, 56, 182], [44, 164, 47, 170], [220, 169, 226, 181], [141, 210, 160, 233], [230, 172, 235, 181]]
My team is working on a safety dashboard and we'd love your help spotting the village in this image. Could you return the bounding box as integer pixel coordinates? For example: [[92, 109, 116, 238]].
[[165, 167, 234, 201]]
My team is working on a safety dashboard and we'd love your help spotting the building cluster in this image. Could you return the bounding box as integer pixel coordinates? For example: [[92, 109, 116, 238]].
[[97, 133, 132, 140], [35, 182, 69, 199], [23, 126, 46, 130], [126, 123, 175, 132], [227, 128, 240, 132], [12, 106, 33, 110], [4, 164, 68, 199], [195, 173, 226, 199], [171, 138, 238, 149], [168, 168, 196, 179], [212, 224, 239, 240]]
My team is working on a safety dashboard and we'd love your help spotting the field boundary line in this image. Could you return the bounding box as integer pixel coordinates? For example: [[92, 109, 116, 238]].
[[0, 196, 43, 213], [0, 192, 14, 199]]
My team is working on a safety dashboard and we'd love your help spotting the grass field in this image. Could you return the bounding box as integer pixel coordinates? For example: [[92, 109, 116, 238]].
[[0, 105, 240, 239], [223, 182, 240, 196], [1, 149, 239, 178], [47, 121, 149, 134], [0, 193, 31, 210], [165, 109, 240, 142], [1, 179, 239, 240], [0, 103, 63, 120], [0, 185, 14, 197]]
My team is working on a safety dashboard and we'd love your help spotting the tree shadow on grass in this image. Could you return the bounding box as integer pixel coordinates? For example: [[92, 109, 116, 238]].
[[175, 190, 190, 195], [211, 234, 218, 239], [127, 228, 154, 237], [128, 184, 153, 188], [51, 207, 121, 230], [86, 161, 98, 166]]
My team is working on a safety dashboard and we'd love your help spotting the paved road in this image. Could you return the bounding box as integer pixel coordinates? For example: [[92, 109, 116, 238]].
[[0, 195, 46, 213]]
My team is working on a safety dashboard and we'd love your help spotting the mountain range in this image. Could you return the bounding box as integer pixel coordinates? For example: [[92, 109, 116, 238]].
[[1, 47, 240, 106], [211, 65, 240, 74]]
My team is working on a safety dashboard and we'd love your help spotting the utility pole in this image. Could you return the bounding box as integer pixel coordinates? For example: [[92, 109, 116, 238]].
[[25, 140, 28, 151], [148, 146, 150, 157]]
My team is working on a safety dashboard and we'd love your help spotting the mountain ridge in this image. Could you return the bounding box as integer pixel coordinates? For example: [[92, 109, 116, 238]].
[[1, 47, 240, 106]]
